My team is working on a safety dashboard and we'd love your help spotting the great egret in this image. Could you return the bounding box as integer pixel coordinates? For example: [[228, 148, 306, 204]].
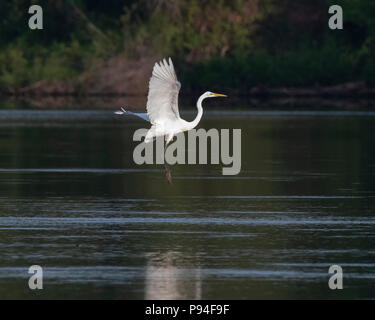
[[115, 57, 227, 183]]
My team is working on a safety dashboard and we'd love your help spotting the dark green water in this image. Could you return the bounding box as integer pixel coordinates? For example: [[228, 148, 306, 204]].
[[0, 108, 374, 299]]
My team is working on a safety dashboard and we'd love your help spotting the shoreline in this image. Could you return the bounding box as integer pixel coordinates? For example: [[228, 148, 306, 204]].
[[1, 81, 374, 99], [2, 94, 375, 111], [1, 81, 375, 110]]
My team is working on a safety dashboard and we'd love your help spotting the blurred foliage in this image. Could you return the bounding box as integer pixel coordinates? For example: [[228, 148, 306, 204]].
[[0, 0, 374, 90], [121, 0, 258, 60]]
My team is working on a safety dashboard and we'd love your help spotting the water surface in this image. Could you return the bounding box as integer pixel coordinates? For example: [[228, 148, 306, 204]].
[[0, 107, 374, 299]]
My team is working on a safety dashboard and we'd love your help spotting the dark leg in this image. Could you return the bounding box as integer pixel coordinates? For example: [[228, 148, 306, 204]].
[[164, 140, 172, 184]]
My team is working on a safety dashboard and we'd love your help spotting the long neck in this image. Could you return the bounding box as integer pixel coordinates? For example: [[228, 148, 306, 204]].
[[187, 94, 205, 130]]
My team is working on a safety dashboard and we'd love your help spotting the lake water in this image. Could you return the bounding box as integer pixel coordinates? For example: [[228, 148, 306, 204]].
[[0, 105, 374, 299]]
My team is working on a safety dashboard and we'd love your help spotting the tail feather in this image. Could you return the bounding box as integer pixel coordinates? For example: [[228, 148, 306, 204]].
[[114, 107, 128, 115], [115, 107, 150, 122]]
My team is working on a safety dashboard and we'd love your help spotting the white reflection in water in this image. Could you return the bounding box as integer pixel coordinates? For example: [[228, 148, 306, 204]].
[[145, 251, 202, 300]]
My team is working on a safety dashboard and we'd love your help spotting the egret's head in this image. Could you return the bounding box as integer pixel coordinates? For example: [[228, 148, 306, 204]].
[[204, 91, 228, 98]]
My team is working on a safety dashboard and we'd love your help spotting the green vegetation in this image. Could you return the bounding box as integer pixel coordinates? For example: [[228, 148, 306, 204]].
[[0, 0, 374, 92]]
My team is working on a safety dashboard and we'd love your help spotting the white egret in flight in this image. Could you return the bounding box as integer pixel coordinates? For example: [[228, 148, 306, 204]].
[[115, 57, 227, 183]]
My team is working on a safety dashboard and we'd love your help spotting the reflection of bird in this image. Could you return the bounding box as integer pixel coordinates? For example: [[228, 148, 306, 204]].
[[144, 251, 202, 300], [116, 58, 227, 183]]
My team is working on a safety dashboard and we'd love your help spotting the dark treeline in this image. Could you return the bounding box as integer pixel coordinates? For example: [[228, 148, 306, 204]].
[[0, 0, 374, 93]]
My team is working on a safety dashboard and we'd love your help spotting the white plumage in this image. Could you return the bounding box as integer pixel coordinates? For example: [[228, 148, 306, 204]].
[[147, 58, 181, 123], [116, 57, 227, 144]]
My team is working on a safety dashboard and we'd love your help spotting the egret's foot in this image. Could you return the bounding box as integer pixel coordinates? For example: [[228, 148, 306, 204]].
[[164, 142, 172, 184], [165, 168, 172, 184]]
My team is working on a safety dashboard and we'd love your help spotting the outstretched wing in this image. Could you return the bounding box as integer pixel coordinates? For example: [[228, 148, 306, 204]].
[[146, 58, 181, 124]]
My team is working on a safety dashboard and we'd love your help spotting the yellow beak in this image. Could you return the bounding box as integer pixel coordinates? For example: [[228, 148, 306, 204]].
[[212, 93, 227, 97]]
